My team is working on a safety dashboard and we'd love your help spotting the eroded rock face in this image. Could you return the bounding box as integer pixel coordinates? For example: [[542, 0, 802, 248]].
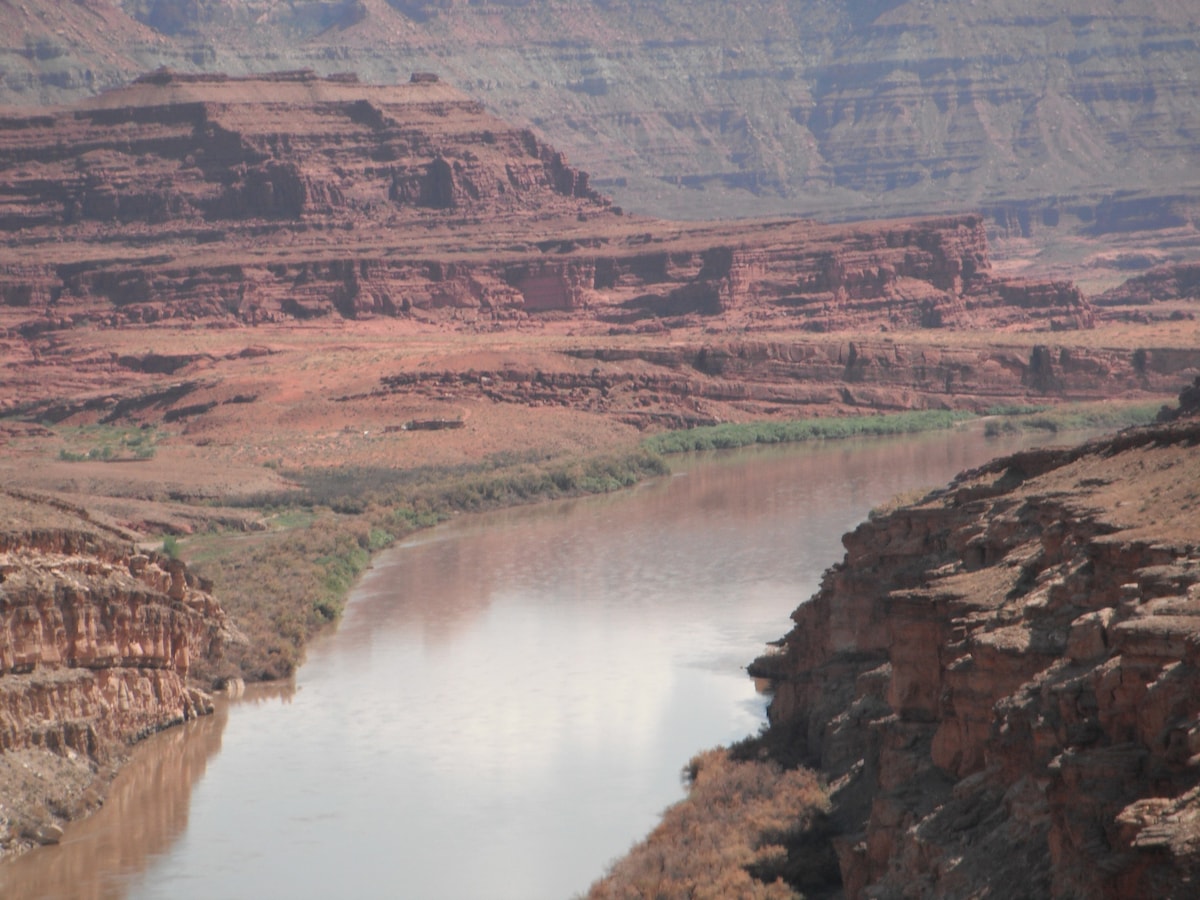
[[364, 339, 1200, 431], [1094, 263, 1200, 328], [0, 492, 231, 769], [0, 70, 604, 231], [5, 71, 1184, 451], [0, 557, 229, 759], [755, 414, 1200, 897], [5, 0, 1200, 232], [0, 75, 1097, 339]]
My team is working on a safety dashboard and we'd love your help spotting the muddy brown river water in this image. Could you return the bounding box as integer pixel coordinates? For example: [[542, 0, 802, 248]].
[[0, 426, 1071, 900]]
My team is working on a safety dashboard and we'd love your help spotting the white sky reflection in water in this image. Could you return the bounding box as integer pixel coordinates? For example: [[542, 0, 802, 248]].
[[0, 427, 1069, 900]]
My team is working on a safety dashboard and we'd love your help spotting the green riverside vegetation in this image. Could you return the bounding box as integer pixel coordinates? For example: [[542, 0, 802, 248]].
[[178, 400, 1167, 682], [641, 409, 974, 455], [981, 400, 1162, 436], [56, 424, 159, 462]]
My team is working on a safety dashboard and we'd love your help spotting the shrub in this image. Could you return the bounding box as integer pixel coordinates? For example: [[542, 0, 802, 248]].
[[983, 419, 1020, 437], [642, 409, 973, 456], [989, 401, 1162, 436], [55, 424, 159, 462], [586, 748, 834, 900]]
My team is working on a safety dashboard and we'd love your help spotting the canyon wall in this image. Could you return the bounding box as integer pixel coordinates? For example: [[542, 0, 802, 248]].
[[0, 74, 1193, 445], [3, 0, 1200, 231], [0, 70, 606, 237], [0, 74, 1097, 338], [0, 74, 1192, 446], [0, 211, 1091, 336], [0, 490, 233, 855], [365, 339, 1200, 430], [753, 407, 1200, 897]]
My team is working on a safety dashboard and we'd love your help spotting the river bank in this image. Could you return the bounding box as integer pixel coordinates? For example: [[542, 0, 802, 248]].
[[1, 423, 1110, 899], [0, 398, 1164, 874], [160, 400, 1166, 684], [2, 69, 1198, 892]]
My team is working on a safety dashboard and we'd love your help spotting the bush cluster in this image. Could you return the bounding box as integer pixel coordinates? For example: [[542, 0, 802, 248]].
[[642, 410, 973, 455], [185, 448, 669, 680], [586, 748, 836, 900], [55, 425, 158, 462], [983, 400, 1160, 437]]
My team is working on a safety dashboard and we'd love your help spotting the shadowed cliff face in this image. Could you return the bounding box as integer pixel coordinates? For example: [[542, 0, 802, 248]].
[[2, 0, 1199, 232], [0, 490, 234, 859], [0, 71, 1135, 427], [369, 339, 1200, 431], [1, 76, 1194, 494], [754, 403, 1200, 897]]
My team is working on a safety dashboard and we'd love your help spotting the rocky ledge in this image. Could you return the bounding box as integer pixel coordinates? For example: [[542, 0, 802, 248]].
[[0, 72, 1095, 339], [8, 73, 1179, 443], [0, 489, 234, 856], [753, 388, 1200, 897]]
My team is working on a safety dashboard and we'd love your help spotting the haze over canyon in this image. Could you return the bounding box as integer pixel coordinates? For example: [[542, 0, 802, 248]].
[[1, 1, 1199, 897], [4, 0, 1200, 231]]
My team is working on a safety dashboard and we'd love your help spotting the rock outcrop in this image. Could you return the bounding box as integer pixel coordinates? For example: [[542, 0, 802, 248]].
[[1095, 263, 1200, 323], [0, 69, 605, 243], [3, 0, 1200, 236], [361, 339, 1200, 430], [0, 489, 233, 856], [0, 73, 1099, 340], [753, 397, 1200, 897], [1, 74, 1193, 446]]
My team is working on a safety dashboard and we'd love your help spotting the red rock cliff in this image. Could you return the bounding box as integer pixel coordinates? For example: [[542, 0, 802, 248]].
[[754, 412, 1200, 897], [0, 74, 1094, 338], [0, 490, 233, 854]]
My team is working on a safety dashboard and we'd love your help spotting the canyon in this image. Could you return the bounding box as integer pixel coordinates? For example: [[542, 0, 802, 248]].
[[3, 0, 1200, 242], [0, 68, 1198, 895], [1, 72, 1196, 448], [736, 384, 1200, 898]]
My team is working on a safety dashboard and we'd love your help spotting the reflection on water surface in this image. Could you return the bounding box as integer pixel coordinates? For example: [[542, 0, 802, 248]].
[[1, 428, 1063, 900]]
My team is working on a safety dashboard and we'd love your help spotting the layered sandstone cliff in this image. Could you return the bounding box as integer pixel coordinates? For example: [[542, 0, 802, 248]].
[[0, 67, 1178, 436], [0, 73, 1096, 341], [1, 71, 1158, 437], [363, 339, 1200, 431], [4, 0, 1200, 238], [0, 489, 233, 856], [753, 399, 1200, 896], [0, 69, 604, 231]]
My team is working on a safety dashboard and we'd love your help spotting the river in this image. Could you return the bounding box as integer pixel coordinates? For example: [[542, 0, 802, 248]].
[[0, 426, 1066, 900]]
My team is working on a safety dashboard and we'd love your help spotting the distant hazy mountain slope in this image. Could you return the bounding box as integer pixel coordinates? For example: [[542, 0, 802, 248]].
[[3, 0, 1199, 225]]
